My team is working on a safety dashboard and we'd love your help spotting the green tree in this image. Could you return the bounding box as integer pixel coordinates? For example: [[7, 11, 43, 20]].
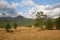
[[5, 23, 11, 32], [55, 17, 60, 30], [45, 19, 53, 30], [13, 23, 17, 30], [35, 18, 41, 27], [35, 11, 47, 29]]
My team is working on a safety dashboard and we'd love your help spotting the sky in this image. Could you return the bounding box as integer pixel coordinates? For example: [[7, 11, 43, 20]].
[[0, 0, 60, 18]]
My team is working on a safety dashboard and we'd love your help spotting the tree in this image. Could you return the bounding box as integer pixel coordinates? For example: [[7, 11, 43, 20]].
[[5, 23, 11, 32], [13, 23, 17, 30], [35, 18, 41, 27], [35, 11, 47, 29], [55, 17, 60, 30], [45, 19, 53, 30]]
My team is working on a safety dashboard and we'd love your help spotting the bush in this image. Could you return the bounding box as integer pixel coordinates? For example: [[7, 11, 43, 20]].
[[13, 23, 17, 30], [55, 17, 60, 30], [34, 18, 41, 27], [5, 23, 11, 32], [45, 19, 53, 30]]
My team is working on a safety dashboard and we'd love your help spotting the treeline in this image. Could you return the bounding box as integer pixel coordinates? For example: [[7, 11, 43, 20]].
[[35, 11, 60, 30]]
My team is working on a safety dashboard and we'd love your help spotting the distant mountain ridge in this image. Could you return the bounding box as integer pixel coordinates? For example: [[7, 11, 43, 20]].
[[0, 15, 35, 27], [15, 15, 25, 19]]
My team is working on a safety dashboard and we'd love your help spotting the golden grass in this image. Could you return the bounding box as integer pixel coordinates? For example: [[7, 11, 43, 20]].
[[0, 27, 60, 40]]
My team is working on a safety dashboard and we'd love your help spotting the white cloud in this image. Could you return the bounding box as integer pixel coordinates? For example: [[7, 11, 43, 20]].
[[0, 0, 20, 8], [45, 3, 60, 18], [8, 2, 20, 8], [18, 11, 36, 19], [0, 12, 3, 17], [27, 2, 60, 18], [0, 0, 18, 18], [20, 0, 34, 6], [0, 0, 8, 8], [0, 0, 60, 19]]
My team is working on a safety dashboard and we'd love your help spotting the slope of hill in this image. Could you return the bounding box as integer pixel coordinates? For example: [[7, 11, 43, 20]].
[[0, 16, 35, 27]]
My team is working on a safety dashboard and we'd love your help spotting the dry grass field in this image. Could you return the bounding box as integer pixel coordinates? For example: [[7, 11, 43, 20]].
[[0, 26, 60, 40]]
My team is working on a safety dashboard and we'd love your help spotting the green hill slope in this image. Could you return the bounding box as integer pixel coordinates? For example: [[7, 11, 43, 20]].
[[0, 16, 35, 27]]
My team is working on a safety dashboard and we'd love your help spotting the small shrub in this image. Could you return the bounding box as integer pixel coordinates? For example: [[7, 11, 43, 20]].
[[13, 23, 17, 30], [5, 23, 11, 32]]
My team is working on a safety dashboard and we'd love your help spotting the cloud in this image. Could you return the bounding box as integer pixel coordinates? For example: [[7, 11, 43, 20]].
[[20, 0, 34, 6], [0, 0, 19, 18], [0, 0, 19, 8], [0, 0, 8, 8], [27, 1, 60, 18], [45, 3, 60, 18], [18, 12, 36, 19], [45, 3, 60, 10], [52, 3, 60, 9], [8, 2, 20, 8], [0, 0, 60, 19]]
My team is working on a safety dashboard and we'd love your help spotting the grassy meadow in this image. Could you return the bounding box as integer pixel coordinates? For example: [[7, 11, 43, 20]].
[[0, 27, 60, 40]]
